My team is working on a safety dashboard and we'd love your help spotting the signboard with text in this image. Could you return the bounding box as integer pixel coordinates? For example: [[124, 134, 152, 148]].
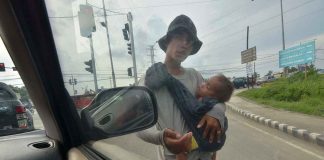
[[279, 41, 315, 68], [241, 46, 256, 64]]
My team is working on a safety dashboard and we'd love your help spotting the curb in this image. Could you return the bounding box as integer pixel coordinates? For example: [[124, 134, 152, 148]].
[[227, 103, 324, 148]]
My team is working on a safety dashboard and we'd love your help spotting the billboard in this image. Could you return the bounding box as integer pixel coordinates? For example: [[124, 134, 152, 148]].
[[279, 41, 315, 68]]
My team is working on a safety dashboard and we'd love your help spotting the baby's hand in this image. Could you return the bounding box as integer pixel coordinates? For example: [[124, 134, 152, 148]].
[[197, 115, 221, 143]]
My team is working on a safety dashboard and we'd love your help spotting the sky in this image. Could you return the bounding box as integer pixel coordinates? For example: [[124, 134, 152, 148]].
[[1, 0, 324, 95]]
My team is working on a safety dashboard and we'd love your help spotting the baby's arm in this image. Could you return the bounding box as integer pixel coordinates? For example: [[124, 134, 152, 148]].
[[206, 103, 226, 129]]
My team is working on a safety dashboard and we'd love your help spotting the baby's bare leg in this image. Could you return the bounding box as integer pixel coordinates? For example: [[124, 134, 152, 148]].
[[176, 153, 188, 160], [212, 152, 217, 160]]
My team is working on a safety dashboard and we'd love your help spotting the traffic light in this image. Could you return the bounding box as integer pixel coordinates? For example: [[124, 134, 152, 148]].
[[84, 60, 93, 73], [69, 78, 77, 85], [122, 23, 129, 41], [127, 43, 132, 55], [127, 67, 132, 76], [0, 63, 5, 72]]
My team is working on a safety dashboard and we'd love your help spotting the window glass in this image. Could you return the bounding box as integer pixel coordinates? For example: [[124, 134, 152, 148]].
[[44, 0, 324, 159], [0, 89, 14, 100], [0, 37, 44, 136]]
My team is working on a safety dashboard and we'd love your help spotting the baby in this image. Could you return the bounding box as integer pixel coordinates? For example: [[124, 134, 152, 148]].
[[176, 74, 234, 160]]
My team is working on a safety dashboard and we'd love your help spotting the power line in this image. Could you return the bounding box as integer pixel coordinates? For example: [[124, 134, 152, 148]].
[[192, 56, 278, 68], [87, 3, 127, 15], [200, 1, 251, 37], [108, 0, 220, 10], [48, 3, 127, 19], [251, 0, 316, 28], [200, 6, 324, 55], [48, 15, 77, 19], [203, 0, 317, 45]]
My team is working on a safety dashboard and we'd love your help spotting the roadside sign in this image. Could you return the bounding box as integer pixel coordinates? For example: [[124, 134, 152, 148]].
[[241, 46, 256, 64], [279, 41, 315, 68]]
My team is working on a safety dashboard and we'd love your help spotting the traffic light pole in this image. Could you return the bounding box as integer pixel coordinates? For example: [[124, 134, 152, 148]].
[[102, 0, 116, 88], [127, 12, 138, 84], [89, 34, 98, 92], [72, 75, 75, 96]]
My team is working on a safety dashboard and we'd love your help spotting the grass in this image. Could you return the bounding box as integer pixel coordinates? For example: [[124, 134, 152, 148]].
[[238, 70, 324, 117]]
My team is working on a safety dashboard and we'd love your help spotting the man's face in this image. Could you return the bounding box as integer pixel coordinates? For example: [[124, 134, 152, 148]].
[[165, 31, 193, 62]]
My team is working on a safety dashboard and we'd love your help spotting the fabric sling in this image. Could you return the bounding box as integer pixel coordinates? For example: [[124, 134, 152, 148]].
[[145, 62, 227, 152]]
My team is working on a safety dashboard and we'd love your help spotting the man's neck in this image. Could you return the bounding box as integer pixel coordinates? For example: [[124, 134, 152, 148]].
[[164, 58, 184, 76]]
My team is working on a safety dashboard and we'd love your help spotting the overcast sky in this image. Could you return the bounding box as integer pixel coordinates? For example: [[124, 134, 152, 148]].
[[1, 0, 324, 94]]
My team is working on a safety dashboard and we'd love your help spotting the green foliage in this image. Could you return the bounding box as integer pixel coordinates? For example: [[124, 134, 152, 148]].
[[8, 85, 29, 99], [238, 70, 324, 117]]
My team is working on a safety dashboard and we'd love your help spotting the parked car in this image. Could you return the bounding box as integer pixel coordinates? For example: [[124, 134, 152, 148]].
[[232, 77, 247, 89], [0, 82, 34, 136]]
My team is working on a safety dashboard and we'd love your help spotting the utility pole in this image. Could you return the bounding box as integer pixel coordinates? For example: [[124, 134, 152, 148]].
[[246, 26, 250, 89], [72, 75, 75, 95], [68, 75, 78, 96], [148, 45, 156, 66], [89, 35, 98, 92], [147, 41, 158, 66], [280, 0, 286, 50], [102, 0, 116, 88], [127, 12, 138, 84], [280, 0, 288, 76]]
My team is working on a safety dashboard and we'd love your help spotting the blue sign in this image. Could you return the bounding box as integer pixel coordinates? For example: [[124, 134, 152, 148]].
[[279, 41, 315, 68]]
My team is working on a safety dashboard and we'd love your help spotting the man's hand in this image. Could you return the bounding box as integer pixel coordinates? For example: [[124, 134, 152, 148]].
[[163, 129, 192, 154], [197, 115, 221, 143]]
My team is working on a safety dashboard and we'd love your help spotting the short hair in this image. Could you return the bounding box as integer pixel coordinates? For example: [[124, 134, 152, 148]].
[[212, 74, 234, 102]]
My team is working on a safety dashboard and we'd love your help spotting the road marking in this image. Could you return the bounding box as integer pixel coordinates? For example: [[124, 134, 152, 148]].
[[231, 116, 324, 160]]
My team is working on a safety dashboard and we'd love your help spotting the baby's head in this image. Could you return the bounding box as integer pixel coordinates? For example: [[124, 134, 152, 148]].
[[197, 74, 234, 102]]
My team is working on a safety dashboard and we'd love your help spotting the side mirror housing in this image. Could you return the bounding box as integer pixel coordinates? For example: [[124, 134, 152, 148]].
[[80, 86, 158, 140]]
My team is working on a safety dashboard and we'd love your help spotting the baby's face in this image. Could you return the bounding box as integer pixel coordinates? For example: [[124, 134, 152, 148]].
[[197, 77, 221, 97]]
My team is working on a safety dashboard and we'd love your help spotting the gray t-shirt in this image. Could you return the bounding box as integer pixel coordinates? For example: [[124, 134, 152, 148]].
[[137, 67, 225, 160]]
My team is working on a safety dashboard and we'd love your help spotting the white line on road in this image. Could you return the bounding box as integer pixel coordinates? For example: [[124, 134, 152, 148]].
[[231, 116, 324, 160]]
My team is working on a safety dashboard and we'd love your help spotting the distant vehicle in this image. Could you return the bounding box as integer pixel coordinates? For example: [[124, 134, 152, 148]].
[[0, 82, 34, 136], [317, 69, 324, 75], [233, 77, 247, 89], [257, 75, 277, 85], [256, 77, 266, 86], [20, 98, 34, 114]]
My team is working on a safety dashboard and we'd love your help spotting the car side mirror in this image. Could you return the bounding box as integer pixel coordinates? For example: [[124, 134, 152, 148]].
[[80, 86, 158, 140]]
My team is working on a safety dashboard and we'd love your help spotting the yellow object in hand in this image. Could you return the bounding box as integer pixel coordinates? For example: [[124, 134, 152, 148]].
[[190, 137, 199, 151]]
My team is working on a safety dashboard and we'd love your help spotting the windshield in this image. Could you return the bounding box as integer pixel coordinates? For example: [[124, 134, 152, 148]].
[[43, 0, 324, 159]]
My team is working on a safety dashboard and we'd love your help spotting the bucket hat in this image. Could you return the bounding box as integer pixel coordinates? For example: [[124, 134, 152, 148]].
[[158, 15, 202, 55]]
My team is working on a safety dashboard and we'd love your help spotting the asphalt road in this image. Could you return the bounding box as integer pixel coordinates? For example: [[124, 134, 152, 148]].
[[103, 110, 324, 160], [32, 110, 44, 130], [32, 109, 324, 160]]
